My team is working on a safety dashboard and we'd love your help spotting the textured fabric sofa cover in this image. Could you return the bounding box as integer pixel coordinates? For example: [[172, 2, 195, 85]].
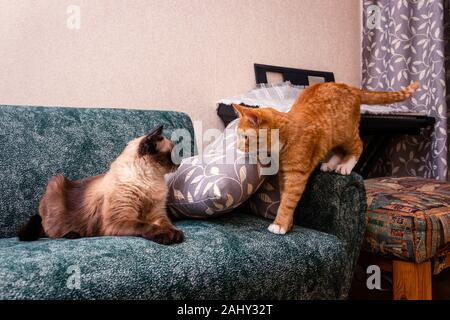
[[0, 105, 367, 299]]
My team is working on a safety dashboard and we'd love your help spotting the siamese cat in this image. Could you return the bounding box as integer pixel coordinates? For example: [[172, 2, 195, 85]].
[[18, 125, 184, 245]]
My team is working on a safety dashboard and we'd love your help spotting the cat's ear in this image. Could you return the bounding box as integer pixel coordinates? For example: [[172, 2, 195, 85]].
[[232, 104, 244, 117], [148, 125, 163, 138], [139, 125, 164, 156], [232, 104, 261, 126], [242, 108, 261, 126]]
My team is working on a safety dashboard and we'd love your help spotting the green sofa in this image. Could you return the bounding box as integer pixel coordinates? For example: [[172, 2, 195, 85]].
[[0, 105, 367, 299]]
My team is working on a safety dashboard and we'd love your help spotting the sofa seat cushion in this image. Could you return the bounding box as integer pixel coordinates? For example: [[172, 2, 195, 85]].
[[363, 177, 450, 268], [0, 213, 348, 300]]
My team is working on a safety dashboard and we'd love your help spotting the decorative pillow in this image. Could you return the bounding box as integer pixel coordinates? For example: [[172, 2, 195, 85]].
[[247, 174, 280, 220], [165, 120, 265, 218]]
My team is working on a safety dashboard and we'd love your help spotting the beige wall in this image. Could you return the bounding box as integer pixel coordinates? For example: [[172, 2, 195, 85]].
[[0, 0, 361, 132]]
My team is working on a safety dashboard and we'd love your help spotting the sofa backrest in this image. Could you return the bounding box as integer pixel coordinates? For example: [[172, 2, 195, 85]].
[[0, 105, 196, 238]]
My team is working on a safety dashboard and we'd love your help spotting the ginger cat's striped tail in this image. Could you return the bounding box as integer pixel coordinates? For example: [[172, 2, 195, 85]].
[[356, 82, 419, 105]]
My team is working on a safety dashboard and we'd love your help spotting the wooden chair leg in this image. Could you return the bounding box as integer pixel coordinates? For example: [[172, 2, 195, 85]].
[[392, 260, 432, 300]]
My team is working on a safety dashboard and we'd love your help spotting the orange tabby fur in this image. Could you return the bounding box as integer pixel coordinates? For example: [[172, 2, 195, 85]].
[[234, 82, 419, 234]]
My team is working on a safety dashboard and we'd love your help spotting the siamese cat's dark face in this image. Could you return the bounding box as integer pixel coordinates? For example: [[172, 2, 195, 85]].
[[137, 125, 178, 173]]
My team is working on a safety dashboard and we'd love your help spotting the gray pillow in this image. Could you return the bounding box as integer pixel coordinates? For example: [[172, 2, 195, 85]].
[[247, 174, 279, 220], [165, 120, 265, 218]]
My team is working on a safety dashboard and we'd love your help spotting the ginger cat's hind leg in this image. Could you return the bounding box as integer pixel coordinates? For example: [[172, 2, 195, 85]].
[[335, 136, 363, 176]]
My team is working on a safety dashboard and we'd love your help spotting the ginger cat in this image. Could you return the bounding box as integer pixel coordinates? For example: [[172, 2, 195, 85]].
[[233, 82, 419, 235]]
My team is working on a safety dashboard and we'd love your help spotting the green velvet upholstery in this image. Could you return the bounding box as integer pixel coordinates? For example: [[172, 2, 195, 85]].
[[0, 105, 366, 300]]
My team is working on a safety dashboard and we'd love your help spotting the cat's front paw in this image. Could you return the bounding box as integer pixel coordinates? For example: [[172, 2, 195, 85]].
[[145, 227, 184, 245], [268, 223, 288, 235], [335, 157, 358, 175], [335, 163, 352, 175], [320, 162, 333, 172]]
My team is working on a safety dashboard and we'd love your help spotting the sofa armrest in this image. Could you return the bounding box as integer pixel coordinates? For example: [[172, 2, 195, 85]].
[[295, 170, 367, 253], [293, 170, 367, 299]]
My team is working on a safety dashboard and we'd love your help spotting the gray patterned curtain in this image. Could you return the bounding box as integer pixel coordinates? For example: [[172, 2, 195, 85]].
[[446, 0, 450, 179], [362, 0, 448, 180]]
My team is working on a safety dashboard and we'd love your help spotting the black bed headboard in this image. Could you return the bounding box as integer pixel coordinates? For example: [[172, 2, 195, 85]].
[[254, 63, 335, 86]]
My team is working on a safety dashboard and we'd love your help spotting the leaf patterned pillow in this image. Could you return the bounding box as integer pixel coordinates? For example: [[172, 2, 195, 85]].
[[165, 120, 265, 218], [247, 174, 279, 220]]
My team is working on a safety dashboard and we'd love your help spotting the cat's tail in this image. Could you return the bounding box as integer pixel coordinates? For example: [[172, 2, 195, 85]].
[[18, 214, 45, 241], [356, 82, 419, 105]]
